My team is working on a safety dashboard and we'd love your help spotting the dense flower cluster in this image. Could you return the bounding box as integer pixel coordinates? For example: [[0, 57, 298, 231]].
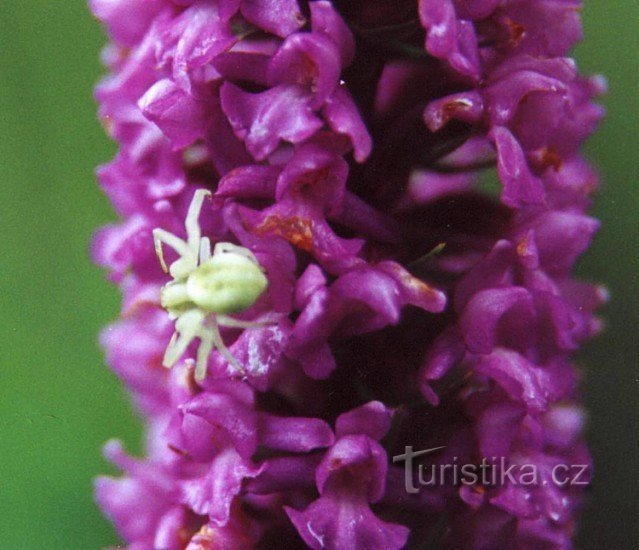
[[92, 0, 603, 547]]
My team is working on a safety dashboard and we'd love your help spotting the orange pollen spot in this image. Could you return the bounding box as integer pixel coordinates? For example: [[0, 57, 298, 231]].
[[517, 238, 530, 257], [540, 147, 563, 172], [411, 278, 438, 299], [255, 215, 314, 252], [472, 484, 486, 495], [505, 18, 526, 47], [396, 268, 439, 300], [298, 54, 319, 90], [187, 524, 216, 550], [441, 99, 474, 125]]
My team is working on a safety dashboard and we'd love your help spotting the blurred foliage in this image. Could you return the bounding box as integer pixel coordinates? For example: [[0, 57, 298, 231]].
[[574, 2, 639, 547], [0, 1, 636, 548], [0, 3, 138, 548]]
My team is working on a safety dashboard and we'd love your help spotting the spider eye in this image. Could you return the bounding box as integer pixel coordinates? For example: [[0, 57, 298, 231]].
[[186, 251, 268, 314]]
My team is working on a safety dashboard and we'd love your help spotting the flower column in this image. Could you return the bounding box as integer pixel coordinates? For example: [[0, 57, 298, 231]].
[[92, 1, 603, 548]]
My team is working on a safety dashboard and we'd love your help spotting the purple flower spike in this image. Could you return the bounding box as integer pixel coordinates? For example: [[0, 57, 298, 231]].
[[92, 0, 603, 547]]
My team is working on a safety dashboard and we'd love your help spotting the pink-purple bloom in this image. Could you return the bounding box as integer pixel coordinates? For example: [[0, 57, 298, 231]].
[[92, 0, 603, 547]]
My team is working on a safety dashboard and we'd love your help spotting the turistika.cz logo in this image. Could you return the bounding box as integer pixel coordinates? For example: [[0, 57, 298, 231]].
[[393, 446, 590, 494]]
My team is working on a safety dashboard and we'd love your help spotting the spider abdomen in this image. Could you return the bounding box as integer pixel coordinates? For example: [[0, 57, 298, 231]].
[[186, 253, 268, 314]]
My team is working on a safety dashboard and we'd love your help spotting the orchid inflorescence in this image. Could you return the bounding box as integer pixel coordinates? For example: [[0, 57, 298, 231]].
[[92, 0, 604, 547]]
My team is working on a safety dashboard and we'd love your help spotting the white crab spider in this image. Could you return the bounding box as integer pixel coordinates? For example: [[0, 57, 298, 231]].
[[153, 189, 269, 382]]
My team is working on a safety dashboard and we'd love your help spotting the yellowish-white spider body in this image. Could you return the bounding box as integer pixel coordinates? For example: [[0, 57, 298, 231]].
[[153, 189, 269, 381]]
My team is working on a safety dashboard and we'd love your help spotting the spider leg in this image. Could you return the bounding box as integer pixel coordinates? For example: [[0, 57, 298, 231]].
[[162, 331, 179, 367], [209, 319, 245, 375], [199, 236, 212, 263], [217, 315, 273, 329], [185, 189, 211, 251], [162, 310, 205, 368], [213, 242, 259, 264], [194, 328, 214, 382], [153, 228, 191, 274]]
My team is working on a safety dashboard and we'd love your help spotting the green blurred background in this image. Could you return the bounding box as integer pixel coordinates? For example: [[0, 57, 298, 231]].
[[0, 2, 636, 548]]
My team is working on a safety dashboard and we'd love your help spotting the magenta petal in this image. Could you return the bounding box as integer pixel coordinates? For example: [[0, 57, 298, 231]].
[[420, 0, 458, 60], [259, 414, 335, 452], [424, 91, 484, 132], [213, 50, 273, 87], [335, 401, 393, 441], [316, 435, 387, 502], [454, 239, 515, 312], [268, 32, 342, 108], [217, 0, 241, 22], [249, 455, 321, 495], [294, 264, 327, 309], [100, 310, 170, 415], [378, 261, 447, 313], [92, 216, 155, 281], [275, 145, 349, 215], [485, 69, 569, 127], [179, 447, 263, 524], [286, 493, 409, 550], [178, 412, 218, 462], [240, 0, 305, 38], [89, 0, 163, 46], [95, 474, 169, 546], [531, 211, 599, 275], [139, 79, 212, 148], [476, 401, 527, 458], [453, 0, 501, 20], [153, 506, 193, 550], [181, 390, 258, 459], [310, 1, 356, 66], [158, 1, 236, 91], [491, 126, 546, 207], [460, 286, 535, 354], [207, 325, 292, 389], [418, 327, 466, 405], [420, 0, 481, 79], [475, 350, 551, 412], [296, 342, 337, 379], [323, 87, 373, 163], [221, 82, 323, 160], [501, 0, 583, 56], [543, 404, 586, 449], [95, 441, 175, 546], [216, 165, 279, 201]]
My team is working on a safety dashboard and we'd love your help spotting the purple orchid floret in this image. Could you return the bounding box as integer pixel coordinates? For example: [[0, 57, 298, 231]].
[[91, 0, 604, 547]]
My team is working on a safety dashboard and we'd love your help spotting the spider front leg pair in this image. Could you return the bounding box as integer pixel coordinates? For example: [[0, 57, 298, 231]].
[[153, 188, 211, 279], [152, 189, 270, 382]]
